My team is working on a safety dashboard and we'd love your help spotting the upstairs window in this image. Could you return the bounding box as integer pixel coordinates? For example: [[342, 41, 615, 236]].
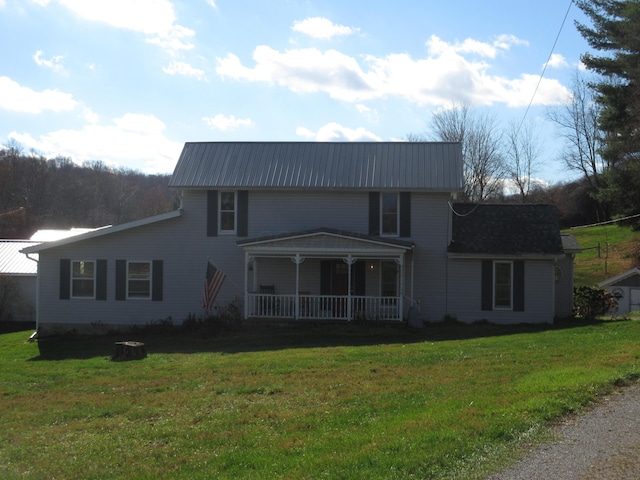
[[128, 261, 151, 299], [219, 191, 236, 233], [381, 193, 399, 236], [71, 260, 95, 298]]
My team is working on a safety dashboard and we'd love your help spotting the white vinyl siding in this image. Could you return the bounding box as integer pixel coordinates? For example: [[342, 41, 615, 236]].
[[447, 259, 555, 324]]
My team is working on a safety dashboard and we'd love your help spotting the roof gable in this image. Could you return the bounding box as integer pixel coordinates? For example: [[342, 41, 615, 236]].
[[22, 210, 182, 254], [598, 267, 640, 287], [169, 142, 463, 191], [237, 228, 414, 255], [449, 204, 564, 256]]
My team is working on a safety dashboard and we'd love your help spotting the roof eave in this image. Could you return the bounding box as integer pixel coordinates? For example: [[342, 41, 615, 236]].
[[447, 252, 566, 260], [22, 209, 182, 254]]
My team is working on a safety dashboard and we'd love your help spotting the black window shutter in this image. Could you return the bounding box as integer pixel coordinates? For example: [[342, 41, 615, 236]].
[[237, 190, 248, 237], [152, 260, 163, 301], [513, 261, 525, 311], [481, 260, 493, 311], [96, 259, 107, 301], [369, 192, 380, 236], [115, 260, 126, 301], [60, 259, 71, 300], [320, 261, 332, 295], [399, 192, 411, 237], [207, 190, 218, 237]]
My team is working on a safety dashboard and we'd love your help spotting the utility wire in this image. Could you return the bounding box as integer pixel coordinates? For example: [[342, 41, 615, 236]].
[[516, 0, 574, 137]]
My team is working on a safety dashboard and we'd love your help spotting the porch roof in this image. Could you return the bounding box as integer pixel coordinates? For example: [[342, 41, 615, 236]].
[[237, 228, 414, 257]]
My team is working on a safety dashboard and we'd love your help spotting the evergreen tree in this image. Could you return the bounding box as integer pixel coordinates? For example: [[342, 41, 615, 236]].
[[575, 0, 640, 217]]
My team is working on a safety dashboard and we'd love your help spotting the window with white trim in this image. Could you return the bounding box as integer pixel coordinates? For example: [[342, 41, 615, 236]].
[[71, 260, 95, 298], [381, 193, 399, 236], [128, 261, 151, 299], [494, 261, 512, 309], [219, 191, 236, 233]]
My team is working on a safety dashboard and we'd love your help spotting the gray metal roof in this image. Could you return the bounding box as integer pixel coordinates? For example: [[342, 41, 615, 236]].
[[0, 240, 39, 275], [168, 142, 463, 191]]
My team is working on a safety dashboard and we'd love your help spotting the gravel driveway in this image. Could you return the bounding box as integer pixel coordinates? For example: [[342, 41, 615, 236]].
[[488, 383, 640, 479]]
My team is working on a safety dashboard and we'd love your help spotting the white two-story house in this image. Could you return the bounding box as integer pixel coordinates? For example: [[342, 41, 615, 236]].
[[23, 142, 578, 335]]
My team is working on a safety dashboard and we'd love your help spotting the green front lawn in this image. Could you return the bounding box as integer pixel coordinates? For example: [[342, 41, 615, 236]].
[[2, 321, 640, 479]]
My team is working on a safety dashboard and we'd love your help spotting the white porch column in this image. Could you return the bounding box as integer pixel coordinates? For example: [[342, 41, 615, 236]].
[[397, 254, 405, 321], [343, 255, 356, 320], [244, 251, 250, 319], [291, 254, 305, 318]]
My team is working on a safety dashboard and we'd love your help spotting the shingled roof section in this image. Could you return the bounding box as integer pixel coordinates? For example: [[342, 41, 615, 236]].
[[448, 203, 565, 256]]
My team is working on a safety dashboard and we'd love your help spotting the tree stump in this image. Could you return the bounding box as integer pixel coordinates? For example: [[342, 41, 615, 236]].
[[110, 341, 147, 361]]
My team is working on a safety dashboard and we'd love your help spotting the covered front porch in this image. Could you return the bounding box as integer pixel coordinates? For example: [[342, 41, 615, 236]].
[[238, 229, 415, 322]]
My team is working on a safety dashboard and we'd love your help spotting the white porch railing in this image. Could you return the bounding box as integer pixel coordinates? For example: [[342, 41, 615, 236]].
[[247, 294, 402, 321]]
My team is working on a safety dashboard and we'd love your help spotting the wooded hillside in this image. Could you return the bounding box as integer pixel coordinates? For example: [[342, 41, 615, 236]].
[[0, 148, 178, 239]]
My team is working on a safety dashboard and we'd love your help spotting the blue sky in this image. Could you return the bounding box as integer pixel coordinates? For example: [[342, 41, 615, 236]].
[[1, 0, 589, 182]]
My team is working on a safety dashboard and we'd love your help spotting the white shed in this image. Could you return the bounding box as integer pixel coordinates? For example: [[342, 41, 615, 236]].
[[598, 268, 640, 315]]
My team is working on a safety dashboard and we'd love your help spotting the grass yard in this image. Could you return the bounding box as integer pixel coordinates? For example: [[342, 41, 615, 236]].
[[568, 223, 640, 286], [2, 321, 640, 479]]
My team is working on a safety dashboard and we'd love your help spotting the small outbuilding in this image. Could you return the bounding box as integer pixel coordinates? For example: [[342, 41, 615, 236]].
[[0, 240, 39, 322], [598, 267, 640, 315]]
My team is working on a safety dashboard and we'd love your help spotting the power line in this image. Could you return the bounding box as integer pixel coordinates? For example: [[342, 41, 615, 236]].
[[570, 212, 640, 229], [0, 207, 25, 218], [516, 0, 575, 137]]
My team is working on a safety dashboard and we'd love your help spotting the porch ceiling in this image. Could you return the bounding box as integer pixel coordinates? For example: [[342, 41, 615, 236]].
[[237, 228, 413, 257]]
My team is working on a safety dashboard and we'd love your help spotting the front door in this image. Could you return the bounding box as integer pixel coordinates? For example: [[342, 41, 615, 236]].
[[332, 261, 349, 317], [321, 260, 366, 318]]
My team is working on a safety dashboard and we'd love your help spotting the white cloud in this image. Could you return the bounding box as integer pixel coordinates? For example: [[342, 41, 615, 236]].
[[39, 0, 195, 54], [355, 104, 379, 123], [546, 53, 569, 69], [296, 122, 381, 142], [202, 114, 253, 131], [427, 34, 527, 59], [82, 108, 99, 124], [206, 0, 217, 8], [494, 34, 529, 50], [33, 50, 67, 75], [292, 17, 359, 40], [216, 35, 569, 108], [217, 46, 373, 101], [162, 61, 207, 81], [0, 76, 77, 113], [0, 0, 6, 8], [9, 113, 182, 173]]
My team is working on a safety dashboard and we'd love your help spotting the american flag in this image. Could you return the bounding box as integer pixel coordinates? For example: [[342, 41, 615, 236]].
[[202, 260, 226, 311]]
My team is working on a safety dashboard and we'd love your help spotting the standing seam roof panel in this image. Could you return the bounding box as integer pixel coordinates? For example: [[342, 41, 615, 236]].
[[168, 142, 463, 191]]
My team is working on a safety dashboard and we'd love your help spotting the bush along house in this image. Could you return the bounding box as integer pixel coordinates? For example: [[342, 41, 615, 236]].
[[22, 142, 579, 335]]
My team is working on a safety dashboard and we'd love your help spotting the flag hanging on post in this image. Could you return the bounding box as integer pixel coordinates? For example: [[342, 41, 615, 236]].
[[202, 260, 226, 311]]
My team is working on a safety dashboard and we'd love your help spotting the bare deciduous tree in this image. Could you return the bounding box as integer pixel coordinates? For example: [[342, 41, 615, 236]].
[[431, 103, 505, 202], [547, 72, 604, 190], [505, 120, 543, 202]]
